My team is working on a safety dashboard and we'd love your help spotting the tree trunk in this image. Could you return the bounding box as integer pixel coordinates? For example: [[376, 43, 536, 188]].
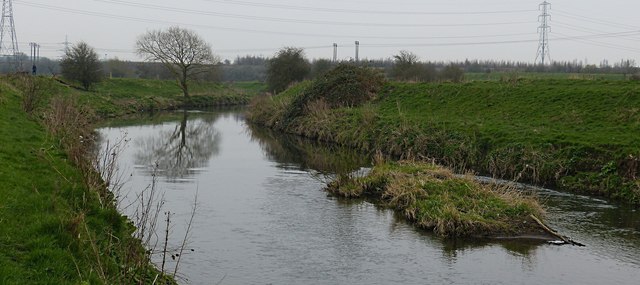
[[181, 68, 189, 98], [181, 80, 189, 98]]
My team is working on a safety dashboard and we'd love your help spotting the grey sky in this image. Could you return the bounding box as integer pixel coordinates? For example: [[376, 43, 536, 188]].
[[10, 0, 640, 64]]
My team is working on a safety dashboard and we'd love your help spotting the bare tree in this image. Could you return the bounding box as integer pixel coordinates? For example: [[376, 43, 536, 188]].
[[394, 50, 419, 65], [136, 26, 218, 98], [391, 50, 436, 82]]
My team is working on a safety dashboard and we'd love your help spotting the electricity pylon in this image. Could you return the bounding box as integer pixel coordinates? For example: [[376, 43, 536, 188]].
[[0, 0, 21, 72], [535, 1, 551, 65]]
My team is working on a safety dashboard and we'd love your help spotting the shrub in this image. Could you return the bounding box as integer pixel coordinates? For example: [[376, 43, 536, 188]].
[[16, 75, 44, 115], [282, 64, 386, 124], [60, 42, 102, 90], [266, 47, 310, 94], [390, 50, 437, 82], [42, 96, 96, 165]]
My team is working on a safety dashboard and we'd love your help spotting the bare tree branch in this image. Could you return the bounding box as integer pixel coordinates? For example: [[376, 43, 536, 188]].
[[136, 26, 219, 97]]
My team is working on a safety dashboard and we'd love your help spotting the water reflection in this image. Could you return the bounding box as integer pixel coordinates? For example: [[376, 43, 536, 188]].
[[246, 123, 370, 175], [97, 109, 640, 285], [133, 110, 221, 181], [251, 121, 640, 265], [245, 121, 553, 258]]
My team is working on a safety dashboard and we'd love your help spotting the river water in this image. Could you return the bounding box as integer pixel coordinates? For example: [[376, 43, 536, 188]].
[[97, 109, 640, 285]]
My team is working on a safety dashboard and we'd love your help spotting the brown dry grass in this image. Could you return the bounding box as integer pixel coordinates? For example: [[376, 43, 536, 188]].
[[327, 160, 545, 237]]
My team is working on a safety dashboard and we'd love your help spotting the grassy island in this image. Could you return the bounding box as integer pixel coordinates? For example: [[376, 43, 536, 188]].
[[327, 161, 545, 237]]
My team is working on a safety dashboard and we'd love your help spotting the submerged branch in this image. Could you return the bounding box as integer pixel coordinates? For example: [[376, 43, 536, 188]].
[[530, 214, 586, 246]]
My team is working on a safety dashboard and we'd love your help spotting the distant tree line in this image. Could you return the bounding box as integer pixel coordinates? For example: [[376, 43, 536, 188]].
[[3, 50, 638, 83]]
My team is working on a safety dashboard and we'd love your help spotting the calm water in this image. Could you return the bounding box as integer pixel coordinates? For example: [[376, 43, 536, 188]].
[[97, 110, 640, 285]]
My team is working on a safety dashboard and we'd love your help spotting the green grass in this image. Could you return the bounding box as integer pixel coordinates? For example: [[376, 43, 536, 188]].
[[42, 77, 265, 118], [326, 161, 544, 237], [248, 77, 640, 203], [0, 76, 191, 284], [381, 79, 639, 150], [465, 72, 627, 81], [0, 76, 263, 284], [1, 81, 103, 283]]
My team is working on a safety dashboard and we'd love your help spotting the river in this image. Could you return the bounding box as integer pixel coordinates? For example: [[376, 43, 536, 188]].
[[96, 109, 640, 285]]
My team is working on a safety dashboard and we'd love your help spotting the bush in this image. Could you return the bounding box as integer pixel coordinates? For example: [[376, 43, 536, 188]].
[[60, 42, 102, 90], [307, 64, 385, 108], [266, 47, 310, 94], [43, 96, 95, 166], [282, 64, 386, 124], [390, 50, 437, 82], [16, 75, 44, 115]]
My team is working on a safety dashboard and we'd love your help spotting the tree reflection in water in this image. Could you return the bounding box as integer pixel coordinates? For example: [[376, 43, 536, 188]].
[[134, 110, 221, 181]]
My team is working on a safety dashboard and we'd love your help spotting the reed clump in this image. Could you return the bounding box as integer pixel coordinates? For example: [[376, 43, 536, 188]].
[[327, 161, 544, 237]]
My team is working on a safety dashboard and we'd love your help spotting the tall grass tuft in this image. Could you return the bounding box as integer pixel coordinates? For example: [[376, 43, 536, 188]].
[[327, 161, 545, 237], [42, 96, 95, 164], [18, 75, 44, 115]]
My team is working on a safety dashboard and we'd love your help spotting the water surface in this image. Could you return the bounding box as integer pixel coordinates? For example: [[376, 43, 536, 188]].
[[97, 110, 640, 285]]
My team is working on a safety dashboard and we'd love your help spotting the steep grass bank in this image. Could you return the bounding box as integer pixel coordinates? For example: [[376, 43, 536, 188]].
[[0, 78, 172, 283], [248, 76, 640, 203], [327, 161, 545, 237]]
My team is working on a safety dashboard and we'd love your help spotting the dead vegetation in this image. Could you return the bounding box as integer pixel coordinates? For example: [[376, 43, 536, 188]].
[[327, 160, 545, 238]]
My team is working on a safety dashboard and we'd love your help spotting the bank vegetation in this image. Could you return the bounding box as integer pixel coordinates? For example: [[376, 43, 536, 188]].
[[0, 75, 257, 283], [247, 63, 640, 234]]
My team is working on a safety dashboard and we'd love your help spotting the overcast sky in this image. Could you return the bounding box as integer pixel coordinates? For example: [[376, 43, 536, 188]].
[[9, 0, 640, 64]]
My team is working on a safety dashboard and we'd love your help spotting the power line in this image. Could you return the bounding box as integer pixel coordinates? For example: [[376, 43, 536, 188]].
[[215, 31, 640, 54], [358, 31, 640, 48], [553, 22, 640, 42], [553, 32, 640, 54], [198, 0, 536, 15], [551, 9, 640, 42], [553, 9, 640, 31], [217, 45, 331, 54], [94, 0, 535, 28], [27, 29, 640, 59], [16, 0, 640, 60], [14, 1, 536, 39]]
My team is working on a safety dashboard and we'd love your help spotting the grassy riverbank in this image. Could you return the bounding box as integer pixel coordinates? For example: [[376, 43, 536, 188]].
[[1, 78, 159, 283], [85, 79, 263, 117], [248, 68, 640, 204], [1, 76, 257, 283]]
